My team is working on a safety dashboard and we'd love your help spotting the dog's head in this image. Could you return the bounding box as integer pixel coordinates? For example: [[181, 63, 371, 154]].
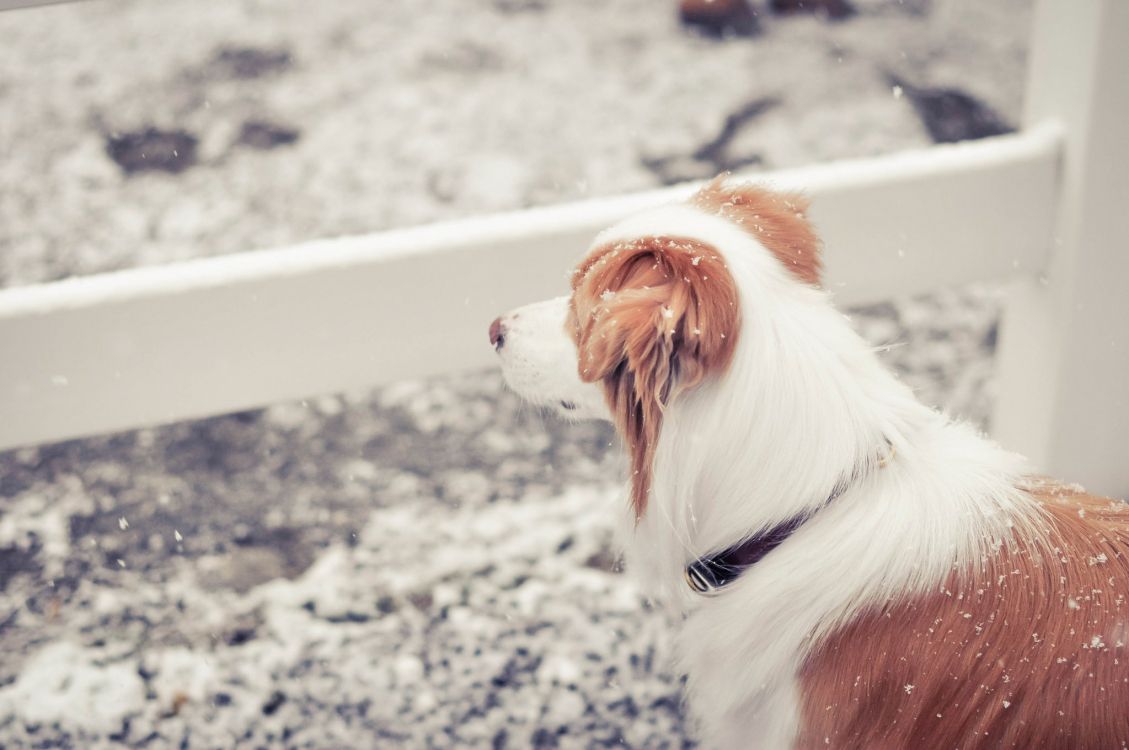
[[491, 177, 821, 518]]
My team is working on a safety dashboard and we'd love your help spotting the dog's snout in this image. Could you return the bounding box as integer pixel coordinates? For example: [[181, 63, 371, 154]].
[[489, 317, 507, 351]]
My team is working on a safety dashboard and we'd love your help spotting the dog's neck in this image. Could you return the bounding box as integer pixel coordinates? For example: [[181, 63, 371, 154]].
[[684, 434, 895, 595], [648, 284, 1040, 743], [620, 274, 1009, 607], [704, 294, 915, 512]]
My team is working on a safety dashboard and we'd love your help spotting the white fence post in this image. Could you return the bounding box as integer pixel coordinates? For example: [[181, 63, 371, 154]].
[[993, 0, 1129, 498]]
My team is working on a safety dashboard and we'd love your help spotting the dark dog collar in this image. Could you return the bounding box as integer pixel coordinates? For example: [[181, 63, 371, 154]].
[[685, 439, 895, 596]]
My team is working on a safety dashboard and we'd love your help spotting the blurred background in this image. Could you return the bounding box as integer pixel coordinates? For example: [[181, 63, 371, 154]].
[[0, 0, 1030, 747]]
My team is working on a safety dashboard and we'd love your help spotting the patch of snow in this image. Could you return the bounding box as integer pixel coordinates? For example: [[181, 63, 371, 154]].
[[144, 647, 218, 708], [0, 641, 145, 734]]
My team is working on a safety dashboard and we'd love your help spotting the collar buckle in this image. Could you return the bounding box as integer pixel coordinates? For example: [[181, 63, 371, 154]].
[[684, 558, 732, 595]]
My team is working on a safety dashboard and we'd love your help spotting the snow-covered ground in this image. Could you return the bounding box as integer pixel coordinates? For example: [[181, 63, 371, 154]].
[[0, 0, 1028, 747]]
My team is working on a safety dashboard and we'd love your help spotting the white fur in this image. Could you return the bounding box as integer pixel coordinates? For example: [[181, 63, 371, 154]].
[[493, 197, 1045, 749], [492, 296, 609, 421]]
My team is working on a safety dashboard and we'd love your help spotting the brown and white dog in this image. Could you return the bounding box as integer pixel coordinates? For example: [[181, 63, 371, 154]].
[[490, 177, 1129, 749]]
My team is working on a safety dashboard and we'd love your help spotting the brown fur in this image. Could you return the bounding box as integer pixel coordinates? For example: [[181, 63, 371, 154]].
[[569, 236, 740, 518], [691, 176, 823, 286], [799, 481, 1129, 749]]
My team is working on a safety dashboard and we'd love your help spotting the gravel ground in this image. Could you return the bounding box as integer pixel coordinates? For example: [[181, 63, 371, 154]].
[[0, 0, 1028, 747], [0, 0, 1028, 287]]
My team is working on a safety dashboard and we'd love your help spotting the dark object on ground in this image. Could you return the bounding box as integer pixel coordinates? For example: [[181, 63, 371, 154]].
[[237, 120, 301, 150], [692, 97, 777, 168], [494, 0, 546, 12], [105, 127, 199, 175], [261, 691, 286, 716], [679, 0, 760, 38], [890, 76, 1015, 143], [209, 46, 293, 80], [770, 0, 856, 20], [642, 97, 776, 184], [0, 545, 40, 591]]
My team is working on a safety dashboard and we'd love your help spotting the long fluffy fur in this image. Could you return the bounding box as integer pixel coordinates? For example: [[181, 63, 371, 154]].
[[496, 179, 1129, 749], [589, 194, 1050, 747]]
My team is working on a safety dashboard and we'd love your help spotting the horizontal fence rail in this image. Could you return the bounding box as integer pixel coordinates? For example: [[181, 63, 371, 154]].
[[0, 0, 86, 11], [0, 127, 1061, 452]]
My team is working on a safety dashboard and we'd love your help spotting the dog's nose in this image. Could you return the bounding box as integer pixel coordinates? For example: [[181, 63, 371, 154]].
[[489, 317, 506, 351]]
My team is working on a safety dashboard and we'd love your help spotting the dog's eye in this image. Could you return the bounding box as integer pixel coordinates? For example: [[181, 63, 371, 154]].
[[559, 401, 577, 411]]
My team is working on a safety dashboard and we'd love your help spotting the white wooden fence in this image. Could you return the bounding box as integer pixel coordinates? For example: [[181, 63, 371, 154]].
[[0, 0, 1126, 498]]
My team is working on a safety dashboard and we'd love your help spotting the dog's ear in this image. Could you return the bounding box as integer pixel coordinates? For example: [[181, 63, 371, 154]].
[[692, 176, 822, 286], [570, 237, 739, 518]]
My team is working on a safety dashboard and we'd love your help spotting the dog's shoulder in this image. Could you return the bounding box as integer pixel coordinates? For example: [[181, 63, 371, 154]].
[[1028, 476, 1129, 546], [796, 480, 1129, 749]]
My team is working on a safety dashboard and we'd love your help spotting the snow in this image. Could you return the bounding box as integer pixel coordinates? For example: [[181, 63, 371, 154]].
[[0, 0, 1032, 746], [0, 641, 146, 735], [0, 0, 1031, 289], [144, 647, 219, 709]]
